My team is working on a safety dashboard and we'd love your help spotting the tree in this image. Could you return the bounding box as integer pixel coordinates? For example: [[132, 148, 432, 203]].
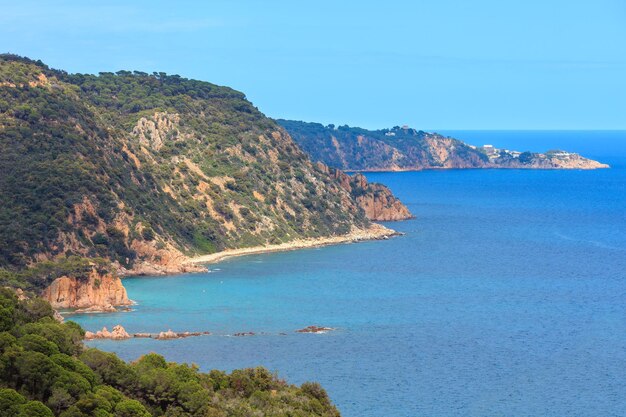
[[114, 399, 151, 417], [17, 400, 54, 417], [0, 388, 27, 417], [18, 334, 60, 356]]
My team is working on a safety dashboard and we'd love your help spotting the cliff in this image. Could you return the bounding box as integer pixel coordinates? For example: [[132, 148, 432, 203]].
[[352, 176, 413, 221], [41, 267, 132, 311], [279, 120, 609, 171], [0, 55, 410, 281], [321, 164, 412, 221]]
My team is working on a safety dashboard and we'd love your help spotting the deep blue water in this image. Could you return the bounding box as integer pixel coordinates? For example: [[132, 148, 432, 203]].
[[72, 131, 626, 417]]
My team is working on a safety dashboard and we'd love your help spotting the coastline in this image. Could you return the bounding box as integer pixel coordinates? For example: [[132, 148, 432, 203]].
[[186, 223, 400, 266], [346, 164, 610, 173], [50, 224, 401, 315]]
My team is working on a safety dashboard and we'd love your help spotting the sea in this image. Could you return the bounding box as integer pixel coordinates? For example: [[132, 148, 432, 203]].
[[71, 131, 626, 417]]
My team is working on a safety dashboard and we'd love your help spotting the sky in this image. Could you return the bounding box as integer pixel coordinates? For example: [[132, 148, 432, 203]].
[[1, 0, 625, 130]]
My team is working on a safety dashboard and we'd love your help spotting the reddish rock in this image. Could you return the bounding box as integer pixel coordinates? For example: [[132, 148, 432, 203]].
[[296, 325, 335, 334], [42, 268, 132, 311], [327, 166, 413, 221]]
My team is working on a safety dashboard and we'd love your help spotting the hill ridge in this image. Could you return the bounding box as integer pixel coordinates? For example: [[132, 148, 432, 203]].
[[278, 120, 609, 171]]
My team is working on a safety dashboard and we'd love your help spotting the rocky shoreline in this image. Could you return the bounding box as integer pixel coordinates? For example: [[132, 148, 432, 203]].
[[85, 325, 212, 340], [84, 325, 337, 340]]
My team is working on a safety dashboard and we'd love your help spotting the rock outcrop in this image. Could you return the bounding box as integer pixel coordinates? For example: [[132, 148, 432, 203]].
[[156, 330, 179, 340], [120, 238, 208, 276], [42, 268, 132, 311], [131, 112, 180, 151], [84, 326, 210, 340], [85, 325, 131, 340], [296, 325, 335, 333], [327, 165, 413, 221]]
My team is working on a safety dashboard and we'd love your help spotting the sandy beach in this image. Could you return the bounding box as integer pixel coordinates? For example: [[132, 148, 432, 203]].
[[186, 224, 399, 266]]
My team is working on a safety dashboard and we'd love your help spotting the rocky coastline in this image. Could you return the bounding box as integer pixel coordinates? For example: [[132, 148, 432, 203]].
[[280, 119, 610, 171], [84, 325, 337, 341], [85, 325, 211, 340], [44, 224, 401, 315]]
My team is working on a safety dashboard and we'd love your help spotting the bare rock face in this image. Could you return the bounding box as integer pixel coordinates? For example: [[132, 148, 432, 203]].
[[122, 238, 207, 276], [356, 184, 414, 221], [329, 167, 413, 221], [131, 112, 180, 151], [42, 268, 132, 311]]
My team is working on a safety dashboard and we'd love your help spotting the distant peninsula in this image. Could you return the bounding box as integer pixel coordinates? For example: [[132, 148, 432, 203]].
[[278, 120, 609, 171]]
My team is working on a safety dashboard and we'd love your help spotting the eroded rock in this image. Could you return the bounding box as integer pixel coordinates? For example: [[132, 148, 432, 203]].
[[42, 268, 132, 311], [85, 324, 130, 340]]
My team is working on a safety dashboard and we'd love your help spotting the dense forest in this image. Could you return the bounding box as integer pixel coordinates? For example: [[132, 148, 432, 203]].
[[0, 289, 341, 417]]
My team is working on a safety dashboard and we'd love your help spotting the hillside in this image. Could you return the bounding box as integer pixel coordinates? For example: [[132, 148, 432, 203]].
[[279, 120, 609, 171], [0, 55, 410, 286]]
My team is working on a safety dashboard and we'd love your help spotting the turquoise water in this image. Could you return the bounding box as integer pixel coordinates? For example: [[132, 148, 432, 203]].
[[72, 131, 626, 416]]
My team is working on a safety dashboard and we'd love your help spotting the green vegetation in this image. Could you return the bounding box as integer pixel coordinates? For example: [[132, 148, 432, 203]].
[[0, 55, 369, 274], [279, 120, 602, 171], [0, 289, 341, 416], [278, 120, 490, 170], [0, 55, 360, 417], [0, 257, 111, 292]]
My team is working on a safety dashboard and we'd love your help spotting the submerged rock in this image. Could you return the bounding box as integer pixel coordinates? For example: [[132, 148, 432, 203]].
[[296, 326, 335, 334], [233, 332, 256, 337]]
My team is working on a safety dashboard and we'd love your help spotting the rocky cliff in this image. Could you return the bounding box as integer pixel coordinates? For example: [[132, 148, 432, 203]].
[[320, 163, 412, 221], [351, 175, 413, 221], [41, 267, 132, 311], [279, 120, 609, 171]]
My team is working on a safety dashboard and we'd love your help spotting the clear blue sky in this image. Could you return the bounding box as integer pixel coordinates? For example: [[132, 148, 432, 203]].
[[1, 0, 624, 129]]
